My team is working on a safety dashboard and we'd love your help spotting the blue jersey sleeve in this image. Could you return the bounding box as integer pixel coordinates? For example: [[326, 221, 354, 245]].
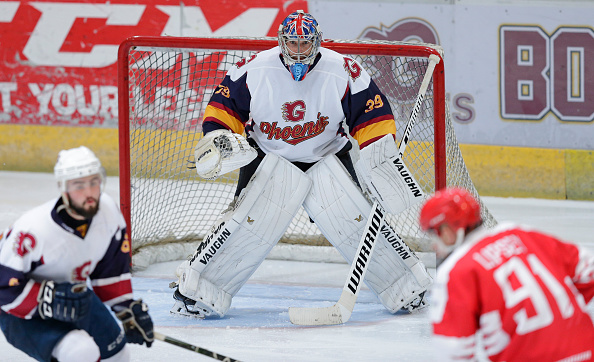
[[343, 78, 396, 149], [202, 72, 252, 135], [89, 227, 134, 306]]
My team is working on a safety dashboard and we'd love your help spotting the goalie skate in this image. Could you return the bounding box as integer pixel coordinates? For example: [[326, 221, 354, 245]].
[[170, 288, 212, 319], [401, 291, 428, 313]]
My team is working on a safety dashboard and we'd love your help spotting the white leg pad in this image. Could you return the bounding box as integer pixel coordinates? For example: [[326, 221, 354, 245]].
[[355, 134, 425, 214], [177, 153, 311, 317], [303, 155, 432, 313]]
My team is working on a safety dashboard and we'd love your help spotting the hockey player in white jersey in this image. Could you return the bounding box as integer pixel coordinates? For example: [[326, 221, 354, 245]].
[[171, 10, 432, 319], [0, 146, 154, 361]]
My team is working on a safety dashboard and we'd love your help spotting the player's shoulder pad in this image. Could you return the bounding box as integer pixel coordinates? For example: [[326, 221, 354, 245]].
[[3, 198, 57, 258], [318, 47, 371, 93], [11, 198, 56, 232], [227, 47, 282, 82]]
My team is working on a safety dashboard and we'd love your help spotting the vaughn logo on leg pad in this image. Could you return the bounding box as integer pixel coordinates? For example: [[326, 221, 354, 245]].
[[191, 221, 231, 266], [380, 224, 411, 261], [392, 157, 422, 198]]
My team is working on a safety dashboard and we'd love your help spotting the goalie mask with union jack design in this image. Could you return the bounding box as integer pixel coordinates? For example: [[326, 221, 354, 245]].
[[278, 10, 323, 81]]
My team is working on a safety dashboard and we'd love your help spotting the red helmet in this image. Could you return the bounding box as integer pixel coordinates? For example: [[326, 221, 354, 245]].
[[419, 187, 481, 233]]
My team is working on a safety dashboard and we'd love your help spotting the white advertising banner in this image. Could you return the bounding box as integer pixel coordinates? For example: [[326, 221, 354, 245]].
[[311, 1, 594, 149]]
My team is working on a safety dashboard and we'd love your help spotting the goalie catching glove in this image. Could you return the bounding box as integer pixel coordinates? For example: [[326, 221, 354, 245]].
[[194, 129, 257, 180], [116, 299, 154, 347], [37, 280, 91, 323]]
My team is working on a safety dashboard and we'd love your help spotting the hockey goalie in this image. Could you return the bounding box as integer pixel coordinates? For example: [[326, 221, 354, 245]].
[[170, 10, 432, 320]]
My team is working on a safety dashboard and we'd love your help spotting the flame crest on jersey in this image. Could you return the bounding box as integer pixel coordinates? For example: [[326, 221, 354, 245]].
[[282, 100, 306, 122], [73, 260, 92, 282], [14, 232, 36, 257]]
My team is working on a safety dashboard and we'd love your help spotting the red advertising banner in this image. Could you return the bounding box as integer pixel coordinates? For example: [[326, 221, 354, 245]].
[[0, 0, 306, 127]]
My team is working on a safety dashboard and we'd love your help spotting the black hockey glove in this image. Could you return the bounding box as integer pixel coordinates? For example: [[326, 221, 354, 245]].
[[37, 281, 91, 323], [116, 299, 154, 347]]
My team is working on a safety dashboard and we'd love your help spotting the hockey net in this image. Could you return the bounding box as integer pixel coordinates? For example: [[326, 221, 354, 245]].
[[118, 36, 496, 269]]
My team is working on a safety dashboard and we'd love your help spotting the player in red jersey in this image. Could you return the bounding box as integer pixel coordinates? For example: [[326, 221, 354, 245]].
[[419, 187, 594, 362]]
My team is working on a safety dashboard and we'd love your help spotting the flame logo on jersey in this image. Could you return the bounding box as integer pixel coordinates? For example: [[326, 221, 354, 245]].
[[14, 232, 36, 257], [343, 57, 362, 81], [260, 112, 330, 145], [282, 100, 306, 122], [73, 261, 92, 282]]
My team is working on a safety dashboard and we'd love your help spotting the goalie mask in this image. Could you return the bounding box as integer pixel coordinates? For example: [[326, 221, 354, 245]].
[[278, 10, 322, 81], [54, 146, 106, 208]]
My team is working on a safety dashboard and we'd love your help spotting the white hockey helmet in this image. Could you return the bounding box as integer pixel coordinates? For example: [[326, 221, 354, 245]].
[[54, 146, 106, 193]]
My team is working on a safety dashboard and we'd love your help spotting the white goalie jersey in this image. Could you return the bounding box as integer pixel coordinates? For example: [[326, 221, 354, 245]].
[[201, 46, 397, 162]]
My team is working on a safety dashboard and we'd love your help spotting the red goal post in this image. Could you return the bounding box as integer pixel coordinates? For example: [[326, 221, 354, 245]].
[[117, 36, 495, 268]]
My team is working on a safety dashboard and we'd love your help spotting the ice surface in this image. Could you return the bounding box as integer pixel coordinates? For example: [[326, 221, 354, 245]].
[[1, 171, 593, 361]]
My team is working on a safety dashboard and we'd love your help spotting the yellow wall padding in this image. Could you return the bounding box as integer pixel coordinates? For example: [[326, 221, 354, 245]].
[[0, 124, 119, 175], [1, 124, 593, 200], [565, 149, 594, 200], [459, 144, 567, 199]]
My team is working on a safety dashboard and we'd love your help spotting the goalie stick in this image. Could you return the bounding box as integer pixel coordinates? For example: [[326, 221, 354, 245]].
[[288, 54, 441, 326], [154, 331, 241, 362], [397, 54, 441, 157], [289, 201, 385, 325], [375, 53, 442, 265]]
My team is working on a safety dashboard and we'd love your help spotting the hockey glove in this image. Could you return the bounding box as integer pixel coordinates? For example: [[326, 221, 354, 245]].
[[37, 281, 91, 322], [116, 299, 154, 347], [194, 129, 257, 180]]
